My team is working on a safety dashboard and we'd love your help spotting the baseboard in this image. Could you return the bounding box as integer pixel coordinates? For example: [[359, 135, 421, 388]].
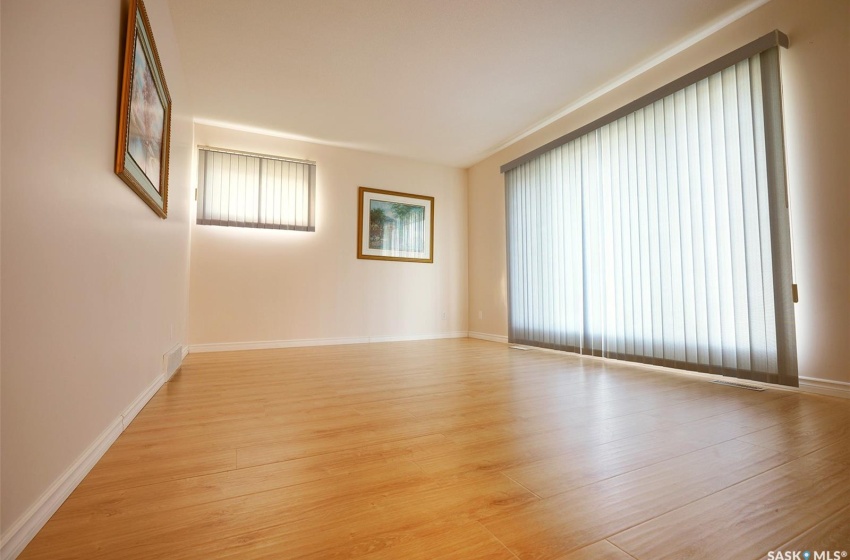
[[189, 331, 469, 353], [121, 373, 167, 429], [0, 372, 167, 560], [799, 376, 850, 399], [468, 331, 509, 344], [368, 331, 468, 343]]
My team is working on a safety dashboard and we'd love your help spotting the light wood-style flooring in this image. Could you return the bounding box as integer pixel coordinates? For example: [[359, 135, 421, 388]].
[[21, 338, 850, 559]]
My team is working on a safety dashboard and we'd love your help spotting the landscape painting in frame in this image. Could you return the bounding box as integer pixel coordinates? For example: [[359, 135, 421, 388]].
[[115, 0, 172, 218], [357, 187, 434, 263]]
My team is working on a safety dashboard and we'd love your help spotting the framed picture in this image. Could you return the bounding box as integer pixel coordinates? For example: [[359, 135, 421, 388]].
[[357, 187, 434, 263], [115, 0, 172, 218]]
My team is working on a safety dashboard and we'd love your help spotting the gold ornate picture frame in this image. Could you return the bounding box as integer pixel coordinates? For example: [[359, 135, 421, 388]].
[[357, 187, 434, 263], [115, 0, 172, 218]]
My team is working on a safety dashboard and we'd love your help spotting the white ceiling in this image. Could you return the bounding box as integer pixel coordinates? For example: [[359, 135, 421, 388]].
[[169, 0, 760, 167]]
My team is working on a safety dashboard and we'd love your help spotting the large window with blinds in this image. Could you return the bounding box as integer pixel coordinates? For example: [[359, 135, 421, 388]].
[[503, 31, 798, 386], [197, 146, 316, 231]]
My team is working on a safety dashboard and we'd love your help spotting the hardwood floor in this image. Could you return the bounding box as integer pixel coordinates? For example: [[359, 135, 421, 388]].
[[20, 338, 850, 559]]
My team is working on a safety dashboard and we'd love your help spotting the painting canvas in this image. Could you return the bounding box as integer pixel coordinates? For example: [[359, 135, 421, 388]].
[[127, 36, 165, 193], [369, 200, 426, 252], [115, 0, 172, 218], [358, 187, 434, 263]]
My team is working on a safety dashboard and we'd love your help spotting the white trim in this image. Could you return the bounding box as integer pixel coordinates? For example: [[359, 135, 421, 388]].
[[367, 331, 468, 343], [472, 0, 771, 166], [468, 331, 509, 344], [798, 376, 850, 399], [189, 337, 369, 353], [0, 373, 167, 560], [0, 420, 123, 560], [121, 373, 167, 429], [189, 331, 469, 353]]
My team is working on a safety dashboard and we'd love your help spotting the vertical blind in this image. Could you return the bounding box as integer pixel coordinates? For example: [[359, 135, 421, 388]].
[[505, 44, 798, 386], [197, 147, 316, 231]]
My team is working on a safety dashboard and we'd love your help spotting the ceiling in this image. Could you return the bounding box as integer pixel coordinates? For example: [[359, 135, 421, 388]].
[[169, 0, 759, 168]]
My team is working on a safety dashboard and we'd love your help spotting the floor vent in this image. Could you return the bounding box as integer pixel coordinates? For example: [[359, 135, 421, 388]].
[[509, 346, 532, 351], [164, 344, 184, 381], [711, 380, 765, 391]]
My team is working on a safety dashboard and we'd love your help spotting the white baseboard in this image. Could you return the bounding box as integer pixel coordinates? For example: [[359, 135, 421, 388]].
[[468, 331, 509, 344], [189, 336, 369, 353], [799, 376, 850, 399], [189, 331, 469, 353], [368, 331, 468, 343], [0, 371, 168, 560], [121, 373, 167, 429]]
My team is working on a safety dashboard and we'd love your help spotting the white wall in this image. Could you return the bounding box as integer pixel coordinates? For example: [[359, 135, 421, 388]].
[[0, 0, 194, 538], [189, 124, 468, 348], [468, 0, 850, 384]]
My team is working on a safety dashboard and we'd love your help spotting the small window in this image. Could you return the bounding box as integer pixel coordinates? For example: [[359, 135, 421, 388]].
[[196, 146, 316, 231]]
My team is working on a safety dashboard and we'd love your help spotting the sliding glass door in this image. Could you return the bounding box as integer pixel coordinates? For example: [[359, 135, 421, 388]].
[[505, 40, 797, 386]]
